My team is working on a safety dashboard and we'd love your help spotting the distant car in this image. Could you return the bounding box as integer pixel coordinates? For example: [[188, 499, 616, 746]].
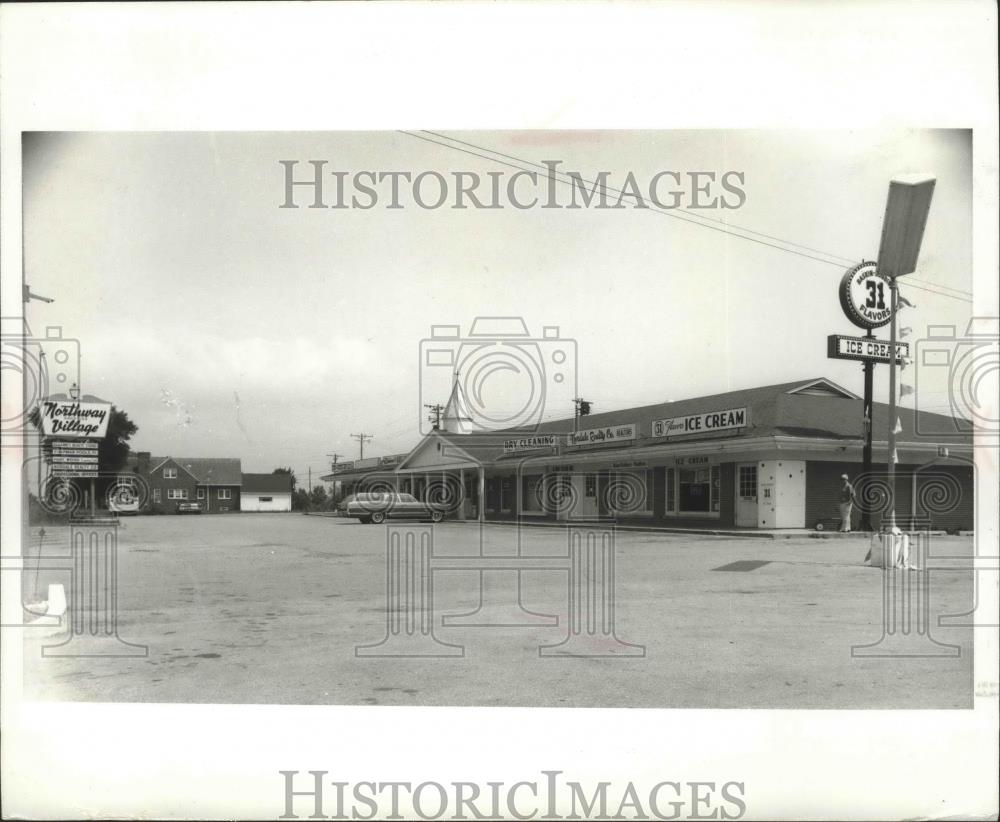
[[344, 492, 445, 524], [177, 501, 203, 514]]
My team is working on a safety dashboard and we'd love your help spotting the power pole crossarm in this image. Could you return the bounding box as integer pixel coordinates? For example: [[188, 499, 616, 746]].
[[351, 433, 373, 459]]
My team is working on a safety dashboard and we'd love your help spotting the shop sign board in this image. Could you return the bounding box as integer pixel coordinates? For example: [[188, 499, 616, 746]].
[[51, 468, 100, 478], [503, 435, 558, 453], [567, 424, 636, 447], [673, 456, 714, 466], [46, 439, 100, 472], [40, 400, 111, 438], [827, 334, 909, 364], [839, 261, 894, 329], [652, 407, 748, 438]]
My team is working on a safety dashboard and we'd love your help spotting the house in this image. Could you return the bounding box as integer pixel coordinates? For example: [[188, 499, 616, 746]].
[[127, 452, 243, 513], [241, 473, 293, 512]]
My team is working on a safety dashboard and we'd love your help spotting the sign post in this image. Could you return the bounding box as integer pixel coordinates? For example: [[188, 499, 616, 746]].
[[876, 175, 936, 531], [40, 396, 111, 518], [861, 333, 875, 531]]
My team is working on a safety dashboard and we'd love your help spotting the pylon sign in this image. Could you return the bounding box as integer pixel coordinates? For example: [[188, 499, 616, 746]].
[[839, 261, 894, 329]]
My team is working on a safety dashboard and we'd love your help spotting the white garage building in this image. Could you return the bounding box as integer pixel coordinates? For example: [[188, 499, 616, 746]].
[[240, 473, 293, 512]]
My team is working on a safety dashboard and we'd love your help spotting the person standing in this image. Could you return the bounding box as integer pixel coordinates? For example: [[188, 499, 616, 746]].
[[839, 474, 857, 533]]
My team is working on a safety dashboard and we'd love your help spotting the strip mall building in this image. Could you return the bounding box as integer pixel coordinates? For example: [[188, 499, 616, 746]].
[[323, 378, 974, 532]]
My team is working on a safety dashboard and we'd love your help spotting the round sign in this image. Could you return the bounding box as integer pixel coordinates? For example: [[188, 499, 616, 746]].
[[839, 261, 894, 329]]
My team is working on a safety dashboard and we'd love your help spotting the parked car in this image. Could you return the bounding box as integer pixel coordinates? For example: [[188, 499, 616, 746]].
[[177, 501, 203, 514], [344, 492, 445, 524]]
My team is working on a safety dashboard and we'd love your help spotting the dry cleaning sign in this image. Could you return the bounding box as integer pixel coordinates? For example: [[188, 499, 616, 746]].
[[40, 400, 111, 438]]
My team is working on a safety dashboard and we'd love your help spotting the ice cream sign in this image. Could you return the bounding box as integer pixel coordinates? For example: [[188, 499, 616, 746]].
[[40, 400, 111, 438], [651, 407, 748, 438], [567, 423, 636, 446]]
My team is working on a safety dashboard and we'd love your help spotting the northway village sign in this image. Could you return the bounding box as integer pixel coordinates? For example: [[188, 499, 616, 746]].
[[39, 400, 111, 438]]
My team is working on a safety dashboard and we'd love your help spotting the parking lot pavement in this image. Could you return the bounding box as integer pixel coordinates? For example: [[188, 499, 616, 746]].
[[21, 514, 974, 708]]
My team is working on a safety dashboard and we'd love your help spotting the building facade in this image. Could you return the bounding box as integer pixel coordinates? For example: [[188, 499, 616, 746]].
[[241, 473, 293, 512], [128, 453, 243, 513], [323, 378, 975, 532]]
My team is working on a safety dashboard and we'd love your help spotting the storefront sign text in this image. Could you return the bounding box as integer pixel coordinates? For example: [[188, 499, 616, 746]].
[[503, 435, 558, 453], [827, 334, 909, 364], [652, 407, 748, 438], [567, 424, 636, 447], [40, 400, 111, 438]]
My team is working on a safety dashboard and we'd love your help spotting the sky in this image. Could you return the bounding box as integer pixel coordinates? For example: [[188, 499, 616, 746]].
[[21, 130, 974, 484]]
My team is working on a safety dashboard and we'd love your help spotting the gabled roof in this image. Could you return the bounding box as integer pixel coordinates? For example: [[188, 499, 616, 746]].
[[405, 377, 972, 457], [241, 473, 293, 493], [129, 455, 243, 485]]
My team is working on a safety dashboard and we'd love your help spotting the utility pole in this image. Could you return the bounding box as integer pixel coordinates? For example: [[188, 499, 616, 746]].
[[327, 452, 343, 471], [308, 467, 312, 493], [351, 432, 373, 459], [424, 403, 444, 431]]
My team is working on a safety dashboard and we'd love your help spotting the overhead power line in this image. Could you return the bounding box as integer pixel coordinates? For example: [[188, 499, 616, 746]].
[[399, 130, 972, 304]]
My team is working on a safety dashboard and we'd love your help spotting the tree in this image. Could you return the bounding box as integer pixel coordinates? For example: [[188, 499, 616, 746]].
[[291, 488, 310, 511], [309, 485, 328, 510]]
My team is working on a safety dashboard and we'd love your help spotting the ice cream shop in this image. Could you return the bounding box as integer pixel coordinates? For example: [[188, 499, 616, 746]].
[[328, 378, 974, 533]]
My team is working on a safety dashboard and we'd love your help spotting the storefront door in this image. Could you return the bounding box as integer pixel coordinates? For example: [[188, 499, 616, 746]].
[[735, 463, 758, 527], [576, 472, 599, 518]]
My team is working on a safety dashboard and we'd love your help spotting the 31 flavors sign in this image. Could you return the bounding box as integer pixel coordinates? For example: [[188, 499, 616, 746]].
[[839, 261, 894, 329], [40, 400, 111, 438], [651, 407, 749, 438]]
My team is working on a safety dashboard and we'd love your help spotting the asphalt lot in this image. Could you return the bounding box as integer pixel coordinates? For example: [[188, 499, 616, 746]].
[[22, 513, 974, 708]]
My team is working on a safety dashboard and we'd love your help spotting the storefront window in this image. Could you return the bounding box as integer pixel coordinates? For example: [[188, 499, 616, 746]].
[[611, 469, 653, 515], [522, 474, 544, 513], [666, 465, 720, 516], [500, 476, 513, 512]]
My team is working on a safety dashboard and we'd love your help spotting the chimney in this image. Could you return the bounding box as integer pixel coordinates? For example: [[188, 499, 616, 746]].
[[136, 451, 151, 475]]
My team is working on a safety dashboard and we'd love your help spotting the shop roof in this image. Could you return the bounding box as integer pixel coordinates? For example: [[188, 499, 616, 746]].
[[434, 377, 972, 459], [130, 455, 243, 485], [241, 473, 293, 493]]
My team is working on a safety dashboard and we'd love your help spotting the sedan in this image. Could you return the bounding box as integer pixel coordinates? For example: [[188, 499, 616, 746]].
[[344, 492, 445, 524]]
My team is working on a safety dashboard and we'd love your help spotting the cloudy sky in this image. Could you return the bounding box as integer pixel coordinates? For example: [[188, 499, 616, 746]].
[[22, 130, 973, 482]]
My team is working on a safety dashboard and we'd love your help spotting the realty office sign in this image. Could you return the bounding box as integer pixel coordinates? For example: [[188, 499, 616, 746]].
[[503, 434, 558, 453], [651, 407, 749, 438], [40, 400, 111, 438], [827, 334, 909, 365], [567, 424, 637, 447]]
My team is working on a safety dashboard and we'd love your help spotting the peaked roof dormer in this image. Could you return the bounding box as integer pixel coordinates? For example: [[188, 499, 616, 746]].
[[783, 378, 860, 400]]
